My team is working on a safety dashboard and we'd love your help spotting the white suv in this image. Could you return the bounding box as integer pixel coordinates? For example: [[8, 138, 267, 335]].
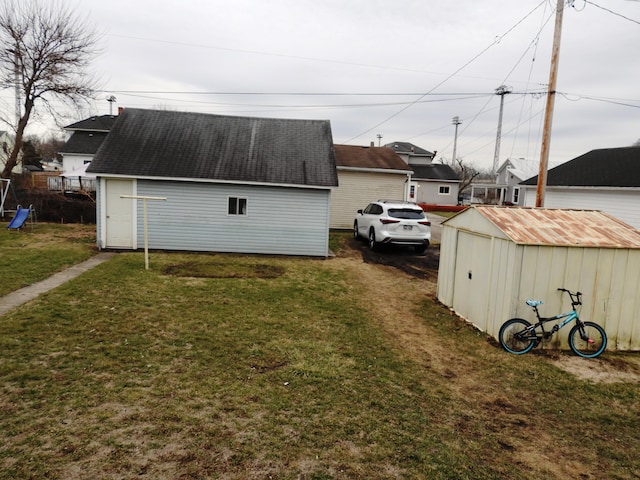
[[353, 200, 431, 253]]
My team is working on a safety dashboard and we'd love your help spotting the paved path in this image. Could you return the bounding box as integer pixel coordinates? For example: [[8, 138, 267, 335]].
[[0, 252, 116, 316]]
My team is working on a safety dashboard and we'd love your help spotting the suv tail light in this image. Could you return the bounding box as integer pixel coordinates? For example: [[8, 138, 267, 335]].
[[418, 221, 431, 226], [380, 219, 400, 224]]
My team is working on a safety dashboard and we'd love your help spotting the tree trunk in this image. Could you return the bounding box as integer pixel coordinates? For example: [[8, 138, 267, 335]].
[[1, 99, 33, 179]]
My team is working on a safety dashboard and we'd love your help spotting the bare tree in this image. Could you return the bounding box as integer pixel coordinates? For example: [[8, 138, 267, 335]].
[[0, 0, 99, 178], [445, 156, 481, 193]]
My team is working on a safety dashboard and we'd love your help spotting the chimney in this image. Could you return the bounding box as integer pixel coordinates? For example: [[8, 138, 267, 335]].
[[370, 141, 375, 147], [118, 107, 124, 115]]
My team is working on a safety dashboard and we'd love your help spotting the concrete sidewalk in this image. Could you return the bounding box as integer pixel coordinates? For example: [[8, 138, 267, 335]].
[[0, 252, 116, 316]]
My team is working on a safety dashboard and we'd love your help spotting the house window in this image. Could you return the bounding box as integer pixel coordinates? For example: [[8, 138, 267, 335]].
[[438, 185, 450, 195], [228, 197, 247, 215], [513, 187, 520, 204]]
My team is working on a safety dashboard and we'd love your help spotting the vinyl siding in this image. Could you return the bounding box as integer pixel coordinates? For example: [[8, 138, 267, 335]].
[[330, 170, 407, 229], [522, 187, 640, 228], [135, 180, 331, 256]]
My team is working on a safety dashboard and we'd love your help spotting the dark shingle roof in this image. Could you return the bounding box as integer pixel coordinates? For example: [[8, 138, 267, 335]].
[[60, 131, 109, 155], [334, 145, 411, 171], [88, 109, 338, 187], [411, 163, 459, 181], [521, 146, 640, 187], [64, 115, 118, 132], [384, 141, 433, 156]]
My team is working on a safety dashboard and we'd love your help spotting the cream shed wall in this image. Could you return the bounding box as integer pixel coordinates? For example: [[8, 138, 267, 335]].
[[330, 169, 409, 229], [437, 208, 640, 351]]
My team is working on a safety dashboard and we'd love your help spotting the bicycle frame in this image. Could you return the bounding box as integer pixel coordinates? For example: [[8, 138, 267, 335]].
[[517, 290, 584, 345]]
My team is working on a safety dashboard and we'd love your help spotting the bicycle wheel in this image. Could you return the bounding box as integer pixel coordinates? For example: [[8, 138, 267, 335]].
[[568, 321, 607, 358], [499, 318, 535, 354]]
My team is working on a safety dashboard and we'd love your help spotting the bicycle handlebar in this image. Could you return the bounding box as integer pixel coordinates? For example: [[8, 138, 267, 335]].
[[558, 288, 582, 306]]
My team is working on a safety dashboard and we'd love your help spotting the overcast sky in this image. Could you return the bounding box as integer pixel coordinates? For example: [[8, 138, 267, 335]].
[[3, 0, 639, 170]]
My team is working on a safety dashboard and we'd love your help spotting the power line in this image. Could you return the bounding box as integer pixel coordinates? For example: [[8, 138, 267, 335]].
[[584, 1, 640, 24], [343, 1, 548, 144]]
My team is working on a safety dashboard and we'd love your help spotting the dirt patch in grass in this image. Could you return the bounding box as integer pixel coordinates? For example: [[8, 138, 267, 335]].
[[551, 353, 640, 383], [163, 261, 285, 279], [333, 237, 640, 478]]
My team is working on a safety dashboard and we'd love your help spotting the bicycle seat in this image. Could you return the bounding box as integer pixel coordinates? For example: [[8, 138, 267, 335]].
[[526, 300, 543, 307]]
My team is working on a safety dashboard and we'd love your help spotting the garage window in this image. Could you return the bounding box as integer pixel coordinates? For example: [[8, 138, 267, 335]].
[[439, 185, 451, 195], [228, 197, 247, 215]]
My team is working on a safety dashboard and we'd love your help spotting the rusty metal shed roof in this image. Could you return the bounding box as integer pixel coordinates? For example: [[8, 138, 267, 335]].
[[472, 206, 640, 249]]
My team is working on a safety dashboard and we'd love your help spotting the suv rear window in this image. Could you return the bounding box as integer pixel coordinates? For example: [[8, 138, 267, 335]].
[[388, 208, 425, 219]]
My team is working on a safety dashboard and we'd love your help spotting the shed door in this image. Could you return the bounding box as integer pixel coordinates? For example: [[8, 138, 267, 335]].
[[105, 179, 134, 248], [452, 231, 491, 328]]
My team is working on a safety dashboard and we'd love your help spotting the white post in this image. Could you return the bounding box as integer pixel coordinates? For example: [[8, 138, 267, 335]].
[[120, 195, 167, 270]]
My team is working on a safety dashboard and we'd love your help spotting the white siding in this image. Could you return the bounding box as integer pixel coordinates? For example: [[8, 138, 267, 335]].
[[415, 181, 459, 205], [522, 187, 640, 228], [330, 170, 407, 229]]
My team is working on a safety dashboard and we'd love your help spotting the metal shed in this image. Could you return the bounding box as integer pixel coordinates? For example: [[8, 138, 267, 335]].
[[437, 206, 640, 351]]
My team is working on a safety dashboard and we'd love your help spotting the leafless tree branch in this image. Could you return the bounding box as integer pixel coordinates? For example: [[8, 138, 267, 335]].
[[0, 0, 100, 178]]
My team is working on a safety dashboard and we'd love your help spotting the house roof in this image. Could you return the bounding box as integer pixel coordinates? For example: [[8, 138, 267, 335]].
[[462, 206, 640, 248], [64, 115, 118, 132], [411, 163, 459, 181], [334, 145, 411, 171], [497, 158, 542, 182], [384, 141, 434, 156], [521, 146, 640, 187], [60, 131, 109, 155], [87, 108, 338, 188]]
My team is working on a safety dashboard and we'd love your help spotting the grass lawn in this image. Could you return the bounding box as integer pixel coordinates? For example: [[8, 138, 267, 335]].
[[0, 223, 96, 296], [0, 226, 639, 479]]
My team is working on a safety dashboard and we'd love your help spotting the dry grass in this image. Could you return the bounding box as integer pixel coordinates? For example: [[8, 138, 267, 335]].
[[0, 227, 639, 479]]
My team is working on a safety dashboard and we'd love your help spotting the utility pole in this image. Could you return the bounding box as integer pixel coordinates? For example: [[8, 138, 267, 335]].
[[493, 85, 512, 176], [451, 116, 462, 166], [537, 0, 566, 207], [376, 133, 383, 147]]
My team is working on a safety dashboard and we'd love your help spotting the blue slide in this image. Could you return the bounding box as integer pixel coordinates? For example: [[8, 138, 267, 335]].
[[7, 207, 30, 230]]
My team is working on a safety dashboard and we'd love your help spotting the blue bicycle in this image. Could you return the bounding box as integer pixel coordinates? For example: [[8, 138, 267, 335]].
[[499, 288, 607, 358]]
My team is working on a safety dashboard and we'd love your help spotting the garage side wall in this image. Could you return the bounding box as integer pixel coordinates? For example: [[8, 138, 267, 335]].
[[136, 180, 331, 257], [330, 170, 407, 229]]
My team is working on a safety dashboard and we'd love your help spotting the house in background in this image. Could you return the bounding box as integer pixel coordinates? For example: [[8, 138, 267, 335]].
[[330, 144, 413, 229], [385, 141, 435, 165], [60, 114, 118, 173], [521, 146, 640, 228], [410, 163, 460, 205], [385, 141, 460, 206], [87, 108, 338, 257], [56, 114, 119, 192]]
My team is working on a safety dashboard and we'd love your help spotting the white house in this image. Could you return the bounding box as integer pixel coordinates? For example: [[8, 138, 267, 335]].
[[521, 146, 640, 228], [330, 144, 413, 229]]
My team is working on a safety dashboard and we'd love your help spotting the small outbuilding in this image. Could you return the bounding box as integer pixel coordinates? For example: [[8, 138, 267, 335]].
[[87, 108, 338, 257], [437, 206, 640, 351]]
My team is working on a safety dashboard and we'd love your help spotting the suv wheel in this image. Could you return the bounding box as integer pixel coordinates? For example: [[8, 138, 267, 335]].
[[353, 221, 359, 240], [415, 243, 428, 254], [368, 229, 378, 250]]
